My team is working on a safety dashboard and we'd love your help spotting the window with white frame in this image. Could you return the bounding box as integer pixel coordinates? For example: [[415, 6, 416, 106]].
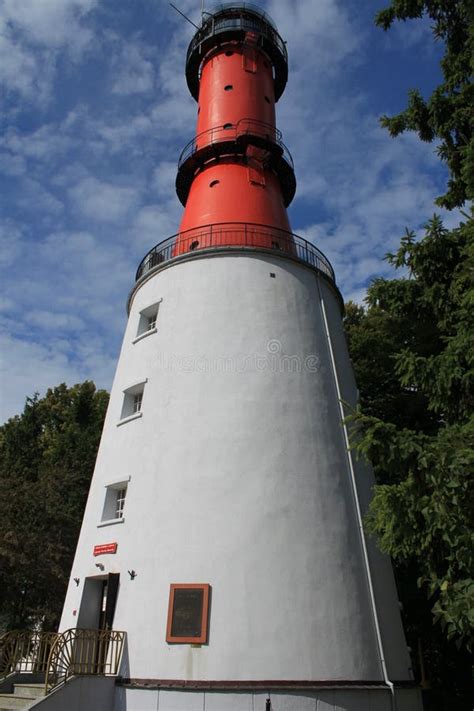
[[133, 392, 142, 414], [115, 487, 127, 518], [101, 481, 128, 523], [120, 380, 146, 422], [135, 301, 161, 340]]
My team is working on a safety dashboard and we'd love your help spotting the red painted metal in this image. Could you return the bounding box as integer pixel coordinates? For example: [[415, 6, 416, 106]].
[[179, 163, 290, 233], [174, 13, 294, 257], [196, 47, 275, 137]]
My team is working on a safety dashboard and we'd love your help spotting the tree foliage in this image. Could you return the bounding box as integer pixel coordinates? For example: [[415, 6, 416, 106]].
[[375, 0, 473, 208], [0, 382, 109, 631], [342, 1, 474, 701], [344, 223, 473, 711], [346, 217, 474, 649]]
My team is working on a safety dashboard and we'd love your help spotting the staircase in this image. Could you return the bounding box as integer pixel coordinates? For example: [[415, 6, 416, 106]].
[[0, 628, 126, 707], [0, 683, 45, 710]]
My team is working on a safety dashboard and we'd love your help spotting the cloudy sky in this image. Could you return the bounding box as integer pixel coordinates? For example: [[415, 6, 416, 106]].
[[0, 0, 457, 422]]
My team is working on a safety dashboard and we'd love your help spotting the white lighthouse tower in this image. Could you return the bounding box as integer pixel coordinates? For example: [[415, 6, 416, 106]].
[[58, 5, 422, 710]]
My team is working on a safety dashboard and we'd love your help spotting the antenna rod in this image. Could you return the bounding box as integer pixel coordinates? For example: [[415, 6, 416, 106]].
[[169, 3, 200, 30]]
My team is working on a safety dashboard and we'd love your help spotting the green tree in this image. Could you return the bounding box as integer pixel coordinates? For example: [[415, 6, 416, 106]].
[[0, 382, 109, 631], [342, 0, 474, 705], [375, 0, 474, 209], [345, 217, 473, 706], [346, 216, 473, 641]]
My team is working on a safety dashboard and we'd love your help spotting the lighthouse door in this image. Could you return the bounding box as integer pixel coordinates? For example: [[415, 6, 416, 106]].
[[77, 573, 120, 630], [98, 573, 120, 630]]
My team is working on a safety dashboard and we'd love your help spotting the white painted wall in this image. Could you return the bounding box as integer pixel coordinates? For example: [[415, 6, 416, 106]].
[[60, 251, 414, 689]]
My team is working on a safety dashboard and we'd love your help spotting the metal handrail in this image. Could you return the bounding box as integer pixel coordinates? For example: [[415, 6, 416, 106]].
[[178, 118, 293, 171], [187, 5, 287, 68], [45, 628, 126, 695], [0, 630, 59, 684], [204, 3, 278, 30], [135, 222, 335, 284]]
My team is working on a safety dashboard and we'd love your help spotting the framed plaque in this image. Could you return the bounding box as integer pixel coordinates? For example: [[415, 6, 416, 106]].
[[166, 583, 210, 644]]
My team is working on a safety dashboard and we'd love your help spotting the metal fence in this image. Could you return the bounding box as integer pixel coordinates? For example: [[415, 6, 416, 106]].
[[178, 119, 292, 170], [187, 4, 287, 67], [0, 630, 58, 682], [135, 222, 335, 283], [45, 628, 126, 695]]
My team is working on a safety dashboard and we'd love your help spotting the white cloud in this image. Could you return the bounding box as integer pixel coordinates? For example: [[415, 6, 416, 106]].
[[0, 0, 97, 104], [111, 42, 155, 95], [152, 161, 180, 201], [0, 150, 26, 176], [132, 202, 181, 250], [0, 225, 132, 420], [0, 16, 54, 103], [0, 221, 23, 266], [0, 0, 96, 49], [69, 177, 141, 222], [2, 123, 73, 160], [17, 177, 64, 217], [0, 331, 116, 423], [29, 310, 85, 331], [89, 113, 155, 154]]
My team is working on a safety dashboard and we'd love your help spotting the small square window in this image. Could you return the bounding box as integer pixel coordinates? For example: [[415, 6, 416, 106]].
[[136, 302, 161, 339], [166, 584, 211, 644], [120, 381, 146, 421], [101, 482, 128, 523]]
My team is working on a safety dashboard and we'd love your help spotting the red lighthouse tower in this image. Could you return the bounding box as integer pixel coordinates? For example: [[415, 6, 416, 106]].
[[174, 5, 295, 254]]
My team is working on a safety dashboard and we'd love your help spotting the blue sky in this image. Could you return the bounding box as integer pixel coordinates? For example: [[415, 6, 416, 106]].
[[0, 0, 458, 422]]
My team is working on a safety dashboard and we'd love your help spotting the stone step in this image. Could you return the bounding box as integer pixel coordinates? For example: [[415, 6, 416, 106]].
[[13, 684, 45, 698], [0, 694, 37, 710]]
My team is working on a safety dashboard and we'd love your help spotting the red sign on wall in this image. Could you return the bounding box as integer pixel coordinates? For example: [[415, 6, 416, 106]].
[[93, 542, 118, 556]]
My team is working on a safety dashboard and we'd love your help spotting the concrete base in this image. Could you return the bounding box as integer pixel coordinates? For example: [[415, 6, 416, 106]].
[[28, 676, 115, 711], [115, 685, 423, 711]]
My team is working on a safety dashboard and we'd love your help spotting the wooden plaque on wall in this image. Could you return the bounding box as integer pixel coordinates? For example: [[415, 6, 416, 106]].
[[166, 583, 210, 644]]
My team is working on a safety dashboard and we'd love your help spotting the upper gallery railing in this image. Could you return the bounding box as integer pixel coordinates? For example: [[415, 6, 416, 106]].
[[185, 3, 288, 101], [135, 222, 335, 283], [187, 3, 287, 67]]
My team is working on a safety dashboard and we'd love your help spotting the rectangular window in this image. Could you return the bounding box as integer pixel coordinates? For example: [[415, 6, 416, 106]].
[[119, 380, 146, 422], [101, 482, 128, 524], [166, 583, 210, 644], [135, 301, 161, 340]]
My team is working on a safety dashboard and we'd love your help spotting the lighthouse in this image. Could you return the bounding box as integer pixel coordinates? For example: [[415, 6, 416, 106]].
[[58, 4, 422, 710]]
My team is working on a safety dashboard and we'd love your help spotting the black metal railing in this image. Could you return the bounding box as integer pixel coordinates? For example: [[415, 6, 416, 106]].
[[178, 119, 293, 171], [135, 222, 335, 283], [186, 3, 288, 101], [188, 5, 286, 66], [205, 3, 279, 30]]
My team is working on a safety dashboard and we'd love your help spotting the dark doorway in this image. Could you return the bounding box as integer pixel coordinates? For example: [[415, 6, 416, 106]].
[[77, 574, 120, 631], [76, 573, 120, 673], [98, 574, 120, 631]]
